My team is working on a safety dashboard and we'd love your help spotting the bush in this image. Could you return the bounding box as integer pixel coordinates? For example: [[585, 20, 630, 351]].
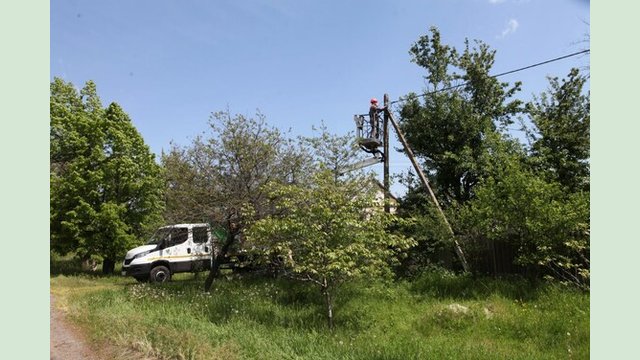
[[457, 160, 589, 289]]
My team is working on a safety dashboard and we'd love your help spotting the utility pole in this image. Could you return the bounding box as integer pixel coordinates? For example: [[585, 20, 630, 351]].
[[350, 94, 469, 272], [383, 94, 390, 214]]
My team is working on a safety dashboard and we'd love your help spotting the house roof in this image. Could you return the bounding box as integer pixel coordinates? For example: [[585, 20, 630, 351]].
[[372, 179, 398, 203]]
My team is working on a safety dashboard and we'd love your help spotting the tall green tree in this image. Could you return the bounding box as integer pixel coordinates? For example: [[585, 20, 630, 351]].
[[394, 28, 590, 282], [161, 111, 306, 291], [451, 70, 590, 283], [399, 27, 522, 205], [50, 78, 164, 273], [526, 68, 590, 193], [395, 27, 523, 273]]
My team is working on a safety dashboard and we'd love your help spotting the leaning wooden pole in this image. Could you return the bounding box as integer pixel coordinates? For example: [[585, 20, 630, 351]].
[[384, 107, 470, 273]]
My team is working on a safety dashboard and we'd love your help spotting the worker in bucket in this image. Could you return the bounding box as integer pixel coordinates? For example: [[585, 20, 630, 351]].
[[368, 98, 385, 139]]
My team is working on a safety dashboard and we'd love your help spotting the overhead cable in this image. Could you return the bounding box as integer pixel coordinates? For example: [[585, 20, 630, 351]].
[[389, 49, 590, 105]]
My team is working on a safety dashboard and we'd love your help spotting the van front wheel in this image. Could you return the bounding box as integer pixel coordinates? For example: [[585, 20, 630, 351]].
[[150, 265, 171, 283]]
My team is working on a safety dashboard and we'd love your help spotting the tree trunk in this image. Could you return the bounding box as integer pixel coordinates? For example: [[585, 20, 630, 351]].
[[203, 254, 223, 292], [203, 230, 236, 292], [322, 278, 334, 330], [102, 258, 115, 275]]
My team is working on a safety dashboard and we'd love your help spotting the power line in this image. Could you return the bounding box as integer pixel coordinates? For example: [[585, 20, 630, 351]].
[[389, 49, 590, 105]]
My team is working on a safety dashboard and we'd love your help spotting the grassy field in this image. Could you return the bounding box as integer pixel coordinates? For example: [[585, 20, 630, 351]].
[[50, 258, 589, 360]]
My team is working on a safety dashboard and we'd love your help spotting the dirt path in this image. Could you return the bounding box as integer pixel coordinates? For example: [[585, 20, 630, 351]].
[[50, 294, 102, 360]]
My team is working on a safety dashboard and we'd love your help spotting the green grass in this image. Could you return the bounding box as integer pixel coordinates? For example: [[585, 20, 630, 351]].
[[51, 263, 589, 360]]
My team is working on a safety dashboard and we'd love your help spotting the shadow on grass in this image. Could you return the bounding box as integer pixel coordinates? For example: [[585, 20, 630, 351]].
[[408, 271, 544, 301], [218, 275, 328, 329], [50, 254, 123, 278]]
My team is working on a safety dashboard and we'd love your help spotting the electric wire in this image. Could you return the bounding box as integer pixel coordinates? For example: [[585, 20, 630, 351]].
[[388, 49, 590, 106]]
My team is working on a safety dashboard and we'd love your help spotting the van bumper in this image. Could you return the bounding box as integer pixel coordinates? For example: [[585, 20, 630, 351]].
[[122, 263, 152, 276]]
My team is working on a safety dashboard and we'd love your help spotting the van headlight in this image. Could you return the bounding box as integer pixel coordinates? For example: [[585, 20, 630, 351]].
[[132, 250, 153, 260]]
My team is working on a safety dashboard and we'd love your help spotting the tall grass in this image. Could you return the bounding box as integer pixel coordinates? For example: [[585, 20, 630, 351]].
[[51, 263, 589, 360]]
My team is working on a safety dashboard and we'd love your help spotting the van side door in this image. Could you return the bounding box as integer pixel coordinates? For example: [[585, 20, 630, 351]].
[[165, 227, 190, 272], [191, 226, 211, 271]]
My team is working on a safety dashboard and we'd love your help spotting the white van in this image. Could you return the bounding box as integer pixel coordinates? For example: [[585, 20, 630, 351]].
[[122, 223, 216, 283]]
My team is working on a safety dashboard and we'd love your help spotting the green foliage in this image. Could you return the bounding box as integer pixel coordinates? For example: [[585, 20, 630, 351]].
[[247, 127, 414, 327], [394, 190, 454, 276], [161, 111, 307, 290], [249, 171, 413, 284], [400, 26, 522, 205], [396, 28, 589, 285], [396, 27, 525, 273], [410, 270, 541, 301], [299, 122, 367, 181], [162, 111, 302, 228], [451, 72, 590, 286], [50, 78, 164, 271], [457, 154, 590, 288], [246, 170, 415, 328], [526, 68, 590, 193]]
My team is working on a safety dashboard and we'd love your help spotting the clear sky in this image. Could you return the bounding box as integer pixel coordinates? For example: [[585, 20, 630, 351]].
[[51, 0, 590, 196]]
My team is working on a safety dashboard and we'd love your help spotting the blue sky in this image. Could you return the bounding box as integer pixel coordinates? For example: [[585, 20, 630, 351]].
[[51, 0, 589, 196]]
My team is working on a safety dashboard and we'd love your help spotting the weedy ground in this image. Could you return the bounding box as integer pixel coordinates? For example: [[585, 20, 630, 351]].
[[50, 256, 589, 360]]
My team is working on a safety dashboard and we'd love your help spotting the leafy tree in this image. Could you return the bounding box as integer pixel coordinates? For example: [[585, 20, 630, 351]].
[[246, 170, 414, 329], [436, 70, 590, 283], [50, 78, 164, 273], [50, 79, 103, 259], [395, 27, 523, 273], [457, 150, 589, 288], [299, 122, 366, 181], [399, 27, 522, 205], [450, 68, 590, 285], [161, 111, 305, 291], [526, 68, 590, 193], [394, 28, 590, 283]]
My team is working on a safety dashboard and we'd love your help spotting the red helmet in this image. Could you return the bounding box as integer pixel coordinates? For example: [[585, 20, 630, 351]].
[[370, 98, 378, 104]]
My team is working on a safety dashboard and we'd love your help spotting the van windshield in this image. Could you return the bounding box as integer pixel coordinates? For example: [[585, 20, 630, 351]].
[[146, 228, 172, 245]]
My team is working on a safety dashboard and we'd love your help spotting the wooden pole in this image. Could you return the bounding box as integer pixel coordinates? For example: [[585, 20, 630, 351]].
[[384, 107, 470, 273], [383, 94, 390, 214]]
